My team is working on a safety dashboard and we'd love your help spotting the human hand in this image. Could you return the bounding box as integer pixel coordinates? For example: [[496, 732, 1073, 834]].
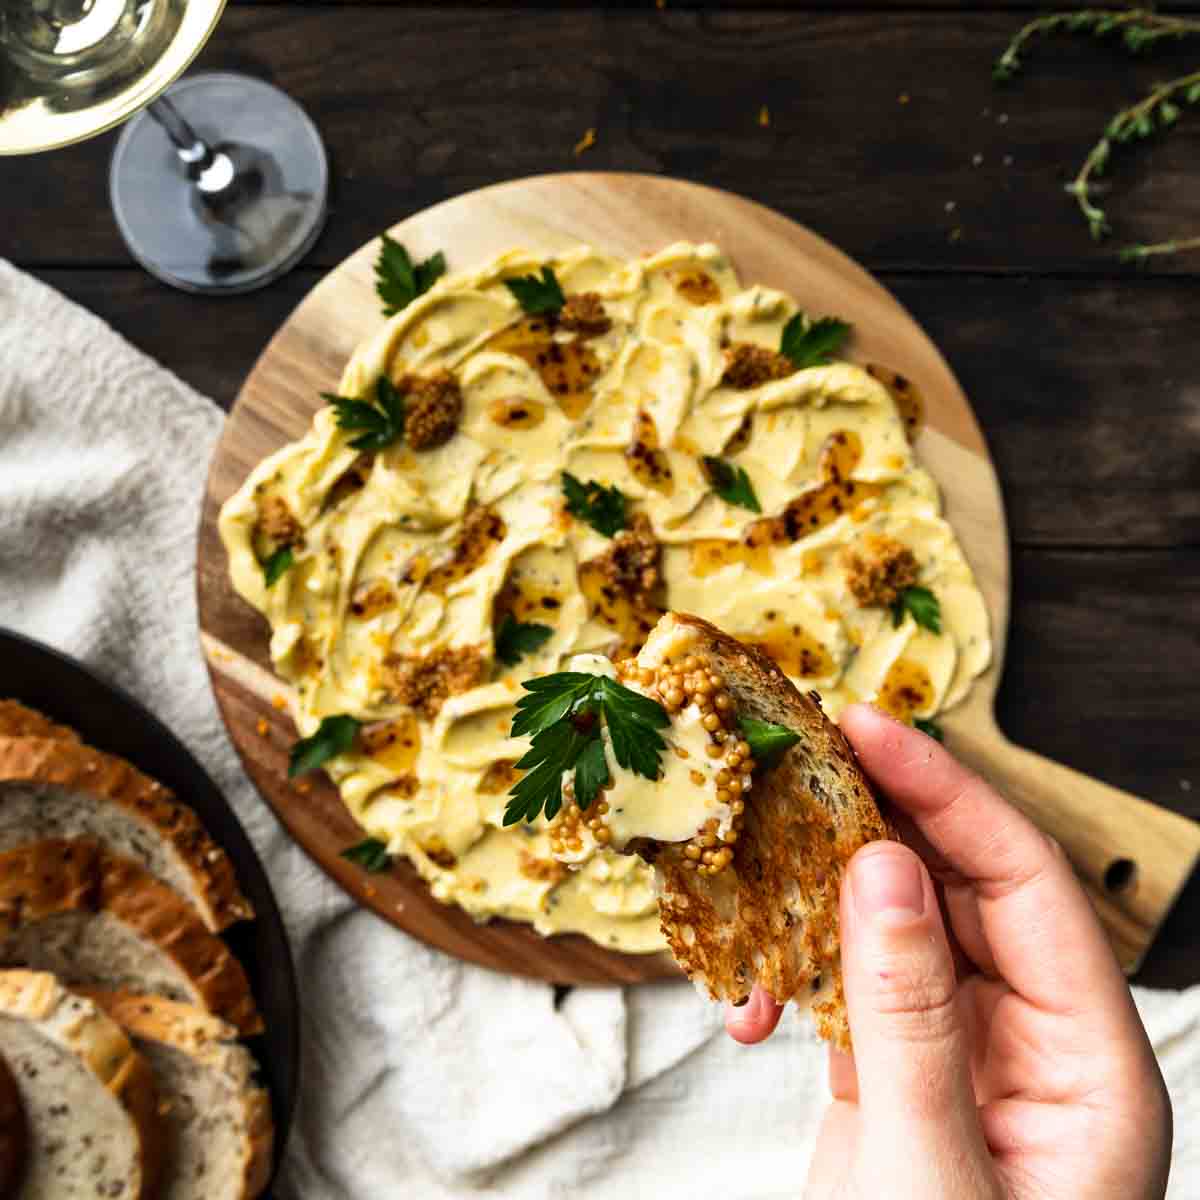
[[725, 703, 1171, 1200]]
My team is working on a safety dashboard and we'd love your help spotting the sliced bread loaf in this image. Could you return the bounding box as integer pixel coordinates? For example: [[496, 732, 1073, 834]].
[[0, 702, 79, 743], [0, 1045, 26, 1196], [0, 839, 263, 1036], [0, 735, 252, 932], [0, 969, 163, 1199], [631, 613, 892, 1050], [83, 991, 273, 1200]]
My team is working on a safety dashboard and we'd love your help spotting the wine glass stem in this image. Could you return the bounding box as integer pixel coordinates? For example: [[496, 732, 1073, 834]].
[[147, 93, 213, 170]]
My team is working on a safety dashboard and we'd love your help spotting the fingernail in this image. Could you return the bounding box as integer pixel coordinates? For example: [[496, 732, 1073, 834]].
[[852, 845, 925, 920]]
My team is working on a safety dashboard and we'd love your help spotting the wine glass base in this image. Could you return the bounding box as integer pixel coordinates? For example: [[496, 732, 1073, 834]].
[[109, 71, 328, 295]]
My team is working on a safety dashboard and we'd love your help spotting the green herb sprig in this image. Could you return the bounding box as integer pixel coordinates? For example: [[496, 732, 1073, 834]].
[[995, 9, 1200, 259], [737, 715, 801, 765], [561, 472, 628, 537], [324, 377, 406, 453], [261, 545, 294, 587], [701, 456, 761, 513], [891, 586, 942, 635], [914, 717, 945, 742], [495, 614, 554, 667], [341, 837, 392, 872], [289, 715, 361, 778], [505, 267, 566, 315], [503, 672, 669, 825], [375, 235, 446, 316], [780, 314, 852, 369]]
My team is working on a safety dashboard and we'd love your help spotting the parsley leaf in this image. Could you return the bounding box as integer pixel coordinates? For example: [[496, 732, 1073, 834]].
[[323, 377, 406, 453], [504, 266, 566, 315], [495, 614, 554, 667], [737, 715, 802, 766], [262, 545, 294, 587], [503, 672, 669, 825], [780, 313, 852, 369], [289, 714, 361, 778], [374, 234, 446, 317], [702, 456, 761, 513], [914, 717, 944, 742], [561, 471, 628, 537], [891, 586, 942, 635], [341, 837, 392, 872], [573, 736, 610, 810]]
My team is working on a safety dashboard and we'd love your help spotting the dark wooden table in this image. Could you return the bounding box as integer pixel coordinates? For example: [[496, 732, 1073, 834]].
[[6, 3, 1198, 985]]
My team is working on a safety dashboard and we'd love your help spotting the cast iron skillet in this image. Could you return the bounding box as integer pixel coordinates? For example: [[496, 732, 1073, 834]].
[[0, 627, 298, 1192]]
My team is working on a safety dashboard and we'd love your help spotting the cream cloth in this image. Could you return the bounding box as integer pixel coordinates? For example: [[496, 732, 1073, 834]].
[[1, 261, 1197, 1197]]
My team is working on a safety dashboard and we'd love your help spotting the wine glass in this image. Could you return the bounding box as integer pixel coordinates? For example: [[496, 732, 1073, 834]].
[[0, 0, 329, 294]]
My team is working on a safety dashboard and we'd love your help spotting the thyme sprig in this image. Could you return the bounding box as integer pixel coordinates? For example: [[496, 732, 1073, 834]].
[[995, 10, 1200, 260]]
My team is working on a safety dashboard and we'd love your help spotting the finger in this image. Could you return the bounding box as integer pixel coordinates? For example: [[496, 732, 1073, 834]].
[[828, 1047, 858, 1102], [841, 704, 1130, 1020], [840, 840, 988, 1162], [724, 985, 784, 1044]]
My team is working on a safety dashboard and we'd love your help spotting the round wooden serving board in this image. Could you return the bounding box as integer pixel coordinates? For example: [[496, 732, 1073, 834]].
[[198, 173, 1200, 984]]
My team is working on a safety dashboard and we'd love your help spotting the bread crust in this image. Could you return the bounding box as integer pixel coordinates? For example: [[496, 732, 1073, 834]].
[[0, 734, 252, 931], [0, 701, 79, 743], [640, 613, 893, 1050], [0, 968, 165, 1200], [0, 839, 263, 1036], [0, 1046, 26, 1197], [83, 990, 274, 1200]]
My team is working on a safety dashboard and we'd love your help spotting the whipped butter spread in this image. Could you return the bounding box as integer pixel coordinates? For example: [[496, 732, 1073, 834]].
[[219, 242, 991, 953]]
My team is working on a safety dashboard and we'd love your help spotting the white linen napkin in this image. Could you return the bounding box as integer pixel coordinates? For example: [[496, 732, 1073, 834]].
[[1, 260, 1197, 1198]]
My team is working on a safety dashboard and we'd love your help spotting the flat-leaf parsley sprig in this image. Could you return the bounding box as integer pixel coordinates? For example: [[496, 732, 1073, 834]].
[[702, 455, 761, 513], [780, 313, 852, 369], [891, 585, 942, 635], [561, 471, 628, 536], [503, 671, 669, 825], [323, 377, 406, 452], [505, 266, 566, 315], [375, 235, 446, 316]]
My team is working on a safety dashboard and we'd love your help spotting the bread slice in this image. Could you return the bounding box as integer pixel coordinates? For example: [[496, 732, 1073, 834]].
[[0, 735, 252, 932], [0, 701, 79, 743], [0, 1044, 26, 1197], [82, 991, 273, 1200], [0, 839, 263, 1036], [0, 969, 163, 1199], [630, 613, 892, 1049]]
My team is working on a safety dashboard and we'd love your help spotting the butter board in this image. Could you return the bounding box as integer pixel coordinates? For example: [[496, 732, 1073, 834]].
[[197, 173, 1200, 982]]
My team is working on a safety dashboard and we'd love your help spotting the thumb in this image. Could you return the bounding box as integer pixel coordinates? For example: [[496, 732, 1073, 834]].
[[840, 841, 977, 1142]]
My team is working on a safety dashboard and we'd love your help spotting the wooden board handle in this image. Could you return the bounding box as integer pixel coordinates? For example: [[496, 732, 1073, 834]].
[[952, 724, 1200, 975]]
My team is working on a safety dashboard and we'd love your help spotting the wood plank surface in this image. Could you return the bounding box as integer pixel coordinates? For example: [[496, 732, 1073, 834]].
[[7, 6, 1200, 275]]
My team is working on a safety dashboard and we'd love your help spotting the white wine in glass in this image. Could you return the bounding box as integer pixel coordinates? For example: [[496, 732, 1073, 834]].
[[0, 0, 329, 294]]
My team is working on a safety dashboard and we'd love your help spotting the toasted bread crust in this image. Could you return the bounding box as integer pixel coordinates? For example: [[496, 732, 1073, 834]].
[[0, 840, 263, 1036], [84, 991, 274, 1200], [0, 1047, 25, 1197], [642, 613, 892, 1050], [0, 969, 165, 1200], [0, 701, 79, 743], [0, 735, 252, 931]]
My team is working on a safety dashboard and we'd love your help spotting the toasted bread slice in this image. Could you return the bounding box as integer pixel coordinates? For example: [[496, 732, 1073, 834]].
[[0, 969, 163, 1199], [0, 839, 263, 1036], [82, 991, 273, 1200], [0, 736, 252, 932], [0, 1045, 26, 1197], [0, 701, 80, 743], [632, 613, 891, 1049]]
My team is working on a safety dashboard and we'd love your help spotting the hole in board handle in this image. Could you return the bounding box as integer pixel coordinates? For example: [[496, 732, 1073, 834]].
[[1103, 857, 1138, 895]]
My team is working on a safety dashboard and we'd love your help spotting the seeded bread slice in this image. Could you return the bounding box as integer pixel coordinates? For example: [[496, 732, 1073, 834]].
[[0, 702, 80, 743], [635, 613, 892, 1050], [0, 735, 252, 932], [81, 991, 273, 1200], [0, 839, 263, 1036], [0, 1045, 26, 1196], [0, 969, 164, 1199]]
